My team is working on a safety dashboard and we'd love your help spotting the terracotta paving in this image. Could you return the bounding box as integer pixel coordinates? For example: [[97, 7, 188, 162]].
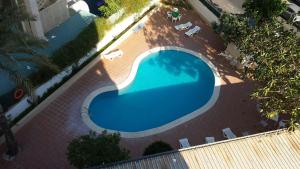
[[0, 7, 261, 169]]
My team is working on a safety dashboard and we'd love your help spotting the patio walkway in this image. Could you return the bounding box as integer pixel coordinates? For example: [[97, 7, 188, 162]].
[[0, 7, 261, 169]]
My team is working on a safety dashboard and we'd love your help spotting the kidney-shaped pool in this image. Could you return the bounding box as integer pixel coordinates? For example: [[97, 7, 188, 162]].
[[82, 47, 220, 138]]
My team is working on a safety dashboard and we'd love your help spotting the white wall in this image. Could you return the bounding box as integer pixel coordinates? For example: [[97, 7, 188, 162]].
[[40, 0, 70, 33], [23, 0, 46, 39], [187, 0, 220, 24]]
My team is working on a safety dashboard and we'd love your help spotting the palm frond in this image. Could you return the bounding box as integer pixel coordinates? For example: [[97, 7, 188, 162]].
[[0, 62, 33, 96], [0, 3, 59, 100]]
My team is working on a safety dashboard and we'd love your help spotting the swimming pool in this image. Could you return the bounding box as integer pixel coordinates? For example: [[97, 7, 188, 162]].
[[82, 47, 220, 138]]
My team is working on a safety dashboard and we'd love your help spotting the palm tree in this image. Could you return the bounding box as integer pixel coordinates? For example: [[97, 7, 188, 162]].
[[0, 104, 18, 160], [0, 0, 58, 97], [0, 0, 58, 159]]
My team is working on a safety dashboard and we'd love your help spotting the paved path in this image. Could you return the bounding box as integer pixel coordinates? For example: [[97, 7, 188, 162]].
[[212, 0, 245, 14]]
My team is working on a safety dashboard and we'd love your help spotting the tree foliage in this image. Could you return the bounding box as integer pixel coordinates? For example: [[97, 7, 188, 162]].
[[242, 0, 287, 23], [237, 22, 300, 129], [98, 0, 121, 18], [215, 11, 300, 128], [214, 13, 248, 42], [143, 141, 173, 156], [98, 0, 149, 18], [67, 131, 130, 169]]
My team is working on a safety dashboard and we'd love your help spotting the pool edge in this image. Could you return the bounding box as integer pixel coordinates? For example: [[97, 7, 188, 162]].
[[81, 46, 221, 138]]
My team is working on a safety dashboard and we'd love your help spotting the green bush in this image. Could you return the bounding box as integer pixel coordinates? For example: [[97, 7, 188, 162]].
[[214, 13, 248, 42], [161, 0, 192, 10], [67, 131, 130, 169], [215, 6, 300, 128], [242, 0, 287, 23], [51, 18, 110, 69], [98, 0, 121, 18], [143, 141, 173, 156]]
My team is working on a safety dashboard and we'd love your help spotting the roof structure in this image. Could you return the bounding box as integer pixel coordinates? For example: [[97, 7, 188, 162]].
[[94, 129, 300, 169]]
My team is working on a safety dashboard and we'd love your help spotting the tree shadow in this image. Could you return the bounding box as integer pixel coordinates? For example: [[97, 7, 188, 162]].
[[141, 7, 243, 86]]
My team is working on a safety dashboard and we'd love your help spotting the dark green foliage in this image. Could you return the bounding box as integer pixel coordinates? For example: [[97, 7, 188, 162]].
[[242, 0, 287, 23], [99, 0, 149, 18], [67, 132, 130, 169], [143, 141, 173, 156], [28, 66, 57, 86], [214, 13, 248, 42], [161, 0, 192, 10], [98, 0, 121, 18], [237, 22, 300, 128], [51, 20, 102, 69], [215, 7, 300, 128]]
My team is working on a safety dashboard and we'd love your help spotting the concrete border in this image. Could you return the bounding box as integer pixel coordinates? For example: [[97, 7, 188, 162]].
[[81, 46, 221, 138]]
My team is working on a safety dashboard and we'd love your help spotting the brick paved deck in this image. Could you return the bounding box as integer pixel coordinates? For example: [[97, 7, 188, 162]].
[[0, 7, 261, 169]]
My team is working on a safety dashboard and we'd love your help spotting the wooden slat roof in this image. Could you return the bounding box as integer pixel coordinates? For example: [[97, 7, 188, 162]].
[[95, 129, 300, 169]]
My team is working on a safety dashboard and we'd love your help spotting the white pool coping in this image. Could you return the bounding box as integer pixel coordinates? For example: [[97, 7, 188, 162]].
[[81, 46, 221, 138]]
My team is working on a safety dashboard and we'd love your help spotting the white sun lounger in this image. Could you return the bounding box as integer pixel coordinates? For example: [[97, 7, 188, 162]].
[[102, 49, 123, 61], [222, 128, 237, 139], [175, 22, 192, 31], [205, 137, 215, 144], [185, 26, 201, 37], [179, 138, 190, 148], [167, 11, 172, 19]]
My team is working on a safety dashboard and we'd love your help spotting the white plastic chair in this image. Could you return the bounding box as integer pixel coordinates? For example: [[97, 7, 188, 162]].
[[179, 138, 190, 148], [222, 128, 237, 139], [167, 12, 172, 19], [205, 137, 215, 144], [185, 26, 201, 37], [174, 22, 192, 31], [172, 16, 178, 22]]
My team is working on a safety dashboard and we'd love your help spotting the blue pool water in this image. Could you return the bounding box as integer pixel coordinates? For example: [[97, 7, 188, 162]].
[[89, 50, 215, 132]]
